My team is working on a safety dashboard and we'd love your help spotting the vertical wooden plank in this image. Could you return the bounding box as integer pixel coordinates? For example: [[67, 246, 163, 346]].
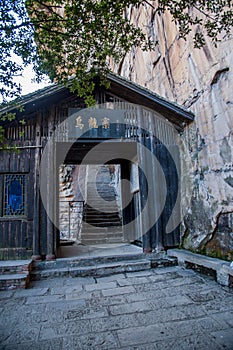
[[46, 111, 56, 260], [9, 151, 19, 172], [32, 136, 41, 259], [137, 123, 152, 252], [163, 144, 181, 247], [39, 199, 47, 257], [0, 151, 10, 172], [19, 149, 30, 173], [4, 222, 9, 248], [121, 160, 132, 239], [0, 222, 4, 248], [27, 157, 34, 221], [26, 221, 33, 250], [0, 175, 3, 218]]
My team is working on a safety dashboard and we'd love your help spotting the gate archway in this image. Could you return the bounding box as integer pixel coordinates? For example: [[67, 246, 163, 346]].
[[40, 102, 183, 257]]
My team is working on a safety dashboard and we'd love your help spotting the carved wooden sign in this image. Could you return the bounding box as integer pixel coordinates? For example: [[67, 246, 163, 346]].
[[68, 108, 125, 139]]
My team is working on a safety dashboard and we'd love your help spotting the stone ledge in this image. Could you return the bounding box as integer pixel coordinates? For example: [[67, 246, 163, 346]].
[[0, 273, 29, 291], [167, 249, 233, 287]]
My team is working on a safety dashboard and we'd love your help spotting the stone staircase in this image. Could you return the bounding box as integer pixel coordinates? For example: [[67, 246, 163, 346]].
[[0, 260, 32, 291], [30, 252, 177, 281], [81, 165, 124, 245]]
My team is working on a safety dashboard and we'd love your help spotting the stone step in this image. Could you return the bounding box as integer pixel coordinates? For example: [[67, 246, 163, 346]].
[[86, 198, 117, 202], [86, 213, 119, 217], [87, 189, 113, 191], [84, 220, 121, 225], [85, 213, 121, 218], [81, 230, 123, 242], [84, 219, 121, 224], [87, 181, 112, 185], [31, 260, 150, 280], [32, 252, 146, 271], [87, 191, 116, 194], [84, 213, 121, 219], [84, 224, 122, 228], [0, 273, 30, 291], [87, 187, 116, 190], [0, 260, 32, 275], [85, 200, 118, 205], [85, 208, 120, 213], [87, 188, 114, 191], [85, 200, 118, 204], [0, 260, 32, 291], [85, 209, 119, 214], [30, 254, 177, 281], [87, 197, 116, 200], [81, 227, 123, 233], [87, 200, 117, 205], [85, 213, 119, 219], [88, 186, 115, 189], [84, 218, 121, 223], [81, 236, 124, 243], [81, 238, 125, 245], [81, 229, 123, 235], [83, 165, 122, 243]]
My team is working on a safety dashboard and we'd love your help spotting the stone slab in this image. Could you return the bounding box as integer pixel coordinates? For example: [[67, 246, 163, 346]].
[[85, 281, 117, 291], [211, 329, 233, 349], [1, 266, 233, 349], [102, 285, 135, 297]]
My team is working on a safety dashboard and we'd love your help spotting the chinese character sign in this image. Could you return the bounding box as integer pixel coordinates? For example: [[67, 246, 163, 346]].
[[68, 108, 125, 139], [102, 117, 110, 129], [76, 116, 84, 129], [88, 117, 98, 129]]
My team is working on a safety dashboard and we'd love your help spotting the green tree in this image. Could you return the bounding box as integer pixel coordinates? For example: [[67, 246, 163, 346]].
[[0, 0, 232, 105]]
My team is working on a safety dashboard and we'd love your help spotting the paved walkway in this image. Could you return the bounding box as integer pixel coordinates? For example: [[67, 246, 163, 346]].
[[0, 266, 233, 349]]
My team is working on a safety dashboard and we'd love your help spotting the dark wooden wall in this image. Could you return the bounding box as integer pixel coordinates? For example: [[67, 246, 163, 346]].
[[0, 88, 182, 259], [0, 145, 35, 259], [0, 93, 85, 259]]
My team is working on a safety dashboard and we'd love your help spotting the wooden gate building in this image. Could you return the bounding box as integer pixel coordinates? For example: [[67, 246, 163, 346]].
[[0, 74, 194, 260]]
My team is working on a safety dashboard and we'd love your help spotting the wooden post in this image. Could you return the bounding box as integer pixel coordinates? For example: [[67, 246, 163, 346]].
[[32, 119, 42, 261], [46, 115, 56, 260], [121, 160, 132, 241], [149, 113, 164, 252], [137, 109, 152, 253]]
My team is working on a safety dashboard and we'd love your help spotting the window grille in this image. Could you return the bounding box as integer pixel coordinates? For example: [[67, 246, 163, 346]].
[[3, 174, 27, 217]]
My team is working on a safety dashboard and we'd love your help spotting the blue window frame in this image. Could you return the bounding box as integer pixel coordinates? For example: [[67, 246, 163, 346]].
[[3, 174, 27, 217]]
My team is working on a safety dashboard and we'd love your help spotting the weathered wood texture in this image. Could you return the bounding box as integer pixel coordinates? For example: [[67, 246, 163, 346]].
[[0, 87, 183, 259], [0, 147, 34, 259]]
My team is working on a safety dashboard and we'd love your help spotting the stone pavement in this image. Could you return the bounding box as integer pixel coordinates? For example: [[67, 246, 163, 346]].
[[0, 266, 233, 350]]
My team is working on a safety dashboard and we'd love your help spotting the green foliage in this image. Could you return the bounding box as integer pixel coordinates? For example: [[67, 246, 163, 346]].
[[157, 0, 233, 48], [0, 0, 232, 105], [25, 0, 155, 105], [0, 0, 39, 100]]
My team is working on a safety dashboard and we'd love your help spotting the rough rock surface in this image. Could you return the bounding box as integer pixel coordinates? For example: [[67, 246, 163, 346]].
[[59, 165, 86, 241], [111, 5, 233, 258]]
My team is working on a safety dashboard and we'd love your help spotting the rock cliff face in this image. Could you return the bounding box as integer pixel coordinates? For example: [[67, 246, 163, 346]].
[[111, 5, 233, 259]]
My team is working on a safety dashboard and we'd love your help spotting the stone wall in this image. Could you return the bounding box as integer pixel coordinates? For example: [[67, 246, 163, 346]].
[[59, 165, 86, 241], [111, 5, 233, 259]]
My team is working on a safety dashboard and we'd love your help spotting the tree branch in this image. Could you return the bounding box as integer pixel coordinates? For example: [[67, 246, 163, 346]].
[[0, 18, 66, 32], [143, 0, 155, 9], [33, 0, 64, 19], [192, 4, 215, 21]]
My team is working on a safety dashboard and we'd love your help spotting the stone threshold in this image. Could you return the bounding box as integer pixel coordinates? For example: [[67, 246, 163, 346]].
[[30, 248, 177, 281]]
